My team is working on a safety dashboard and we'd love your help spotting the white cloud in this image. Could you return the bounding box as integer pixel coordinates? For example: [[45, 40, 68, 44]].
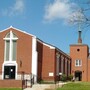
[[2, 0, 25, 16], [44, 0, 77, 22]]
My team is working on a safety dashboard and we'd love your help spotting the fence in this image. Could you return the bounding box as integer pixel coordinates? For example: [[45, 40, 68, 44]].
[[22, 74, 34, 90], [0, 71, 35, 89]]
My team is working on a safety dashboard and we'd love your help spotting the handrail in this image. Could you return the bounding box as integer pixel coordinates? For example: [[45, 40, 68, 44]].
[[22, 73, 35, 90]]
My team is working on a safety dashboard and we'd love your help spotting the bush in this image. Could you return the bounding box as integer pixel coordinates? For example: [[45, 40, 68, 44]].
[[61, 74, 67, 82], [37, 79, 44, 84], [38, 79, 54, 84], [68, 75, 73, 81]]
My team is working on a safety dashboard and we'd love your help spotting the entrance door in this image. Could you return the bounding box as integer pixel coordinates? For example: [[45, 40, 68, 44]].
[[4, 66, 15, 79], [75, 71, 82, 81]]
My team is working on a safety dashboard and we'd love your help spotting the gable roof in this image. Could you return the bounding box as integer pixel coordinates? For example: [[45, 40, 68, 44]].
[[0, 26, 70, 59], [0, 26, 36, 38]]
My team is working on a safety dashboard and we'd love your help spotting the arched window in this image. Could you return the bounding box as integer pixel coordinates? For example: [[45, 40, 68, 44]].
[[4, 31, 18, 61]]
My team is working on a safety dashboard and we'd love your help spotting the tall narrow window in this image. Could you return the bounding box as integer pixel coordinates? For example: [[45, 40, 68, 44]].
[[4, 31, 18, 61], [6, 41, 10, 61], [56, 53, 60, 76], [12, 40, 17, 61]]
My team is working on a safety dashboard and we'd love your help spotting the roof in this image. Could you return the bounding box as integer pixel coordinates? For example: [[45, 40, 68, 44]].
[[37, 38, 71, 59], [70, 44, 89, 47], [0, 26, 71, 59], [0, 26, 36, 38]]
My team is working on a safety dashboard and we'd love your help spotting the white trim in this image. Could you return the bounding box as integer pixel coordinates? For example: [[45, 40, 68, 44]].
[[10, 31, 13, 61], [31, 37, 38, 82], [4, 38, 18, 40], [75, 59, 82, 67], [2, 61, 17, 80], [0, 26, 35, 37], [37, 38, 55, 49], [4, 31, 18, 61], [2, 31, 18, 80], [43, 43, 55, 49]]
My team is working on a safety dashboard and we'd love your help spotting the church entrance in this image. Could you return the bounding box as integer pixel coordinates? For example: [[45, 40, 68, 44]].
[[4, 66, 16, 79], [75, 71, 82, 81]]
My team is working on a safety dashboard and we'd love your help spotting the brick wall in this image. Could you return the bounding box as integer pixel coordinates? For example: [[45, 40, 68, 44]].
[[42, 44, 55, 81], [37, 40, 43, 81], [70, 45, 89, 81], [0, 28, 33, 74], [0, 80, 22, 88]]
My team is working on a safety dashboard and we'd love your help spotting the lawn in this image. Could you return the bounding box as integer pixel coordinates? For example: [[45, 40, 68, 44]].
[[57, 82, 90, 90], [0, 88, 21, 90]]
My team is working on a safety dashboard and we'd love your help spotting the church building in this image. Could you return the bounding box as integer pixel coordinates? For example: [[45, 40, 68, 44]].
[[0, 26, 71, 88]]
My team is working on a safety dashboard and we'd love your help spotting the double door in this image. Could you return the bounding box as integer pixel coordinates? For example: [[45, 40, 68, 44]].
[[4, 66, 15, 79]]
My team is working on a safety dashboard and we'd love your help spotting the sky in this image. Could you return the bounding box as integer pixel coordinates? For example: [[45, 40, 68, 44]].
[[0, 0, 90, 53]]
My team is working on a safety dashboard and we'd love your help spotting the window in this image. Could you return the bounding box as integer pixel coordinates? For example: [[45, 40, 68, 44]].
[[75, 60, 82, 66], [77, 49, 80, 52], [56, 57, 59, 75], [6, 41, 10, 61], [4, 31, 18, 61], [56, 53, 60, 76], [12, 40, 17, 61]]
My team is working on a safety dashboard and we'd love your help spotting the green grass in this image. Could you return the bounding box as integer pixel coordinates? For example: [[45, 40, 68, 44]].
[[57, 82, 90, 90], [0, 88, 21, 90]]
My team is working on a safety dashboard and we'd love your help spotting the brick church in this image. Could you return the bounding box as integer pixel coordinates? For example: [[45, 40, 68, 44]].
[[0, 26, 90, 88], [0, 26, 71, 87]]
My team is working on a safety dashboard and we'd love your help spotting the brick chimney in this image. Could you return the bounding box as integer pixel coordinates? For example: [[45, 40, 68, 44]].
[[78, 30, 82, 44]]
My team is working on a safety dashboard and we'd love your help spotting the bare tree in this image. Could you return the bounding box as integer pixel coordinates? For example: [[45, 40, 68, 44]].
[[68, 0, 90, 30]]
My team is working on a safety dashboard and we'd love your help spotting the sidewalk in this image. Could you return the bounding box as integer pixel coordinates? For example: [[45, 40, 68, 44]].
[[24, 84, 51, 90], [24, 82, 67, 90]]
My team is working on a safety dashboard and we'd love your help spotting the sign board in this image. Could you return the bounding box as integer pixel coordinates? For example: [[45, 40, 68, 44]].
[[49, 72, 53, 76]]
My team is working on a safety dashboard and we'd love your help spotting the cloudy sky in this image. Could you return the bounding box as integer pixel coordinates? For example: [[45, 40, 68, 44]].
[[0, 0, 90, 53]]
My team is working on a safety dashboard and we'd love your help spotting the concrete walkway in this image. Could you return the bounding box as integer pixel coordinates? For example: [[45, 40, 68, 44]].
[[24, 82, 67, 90], [24, 84, 51, 90]]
